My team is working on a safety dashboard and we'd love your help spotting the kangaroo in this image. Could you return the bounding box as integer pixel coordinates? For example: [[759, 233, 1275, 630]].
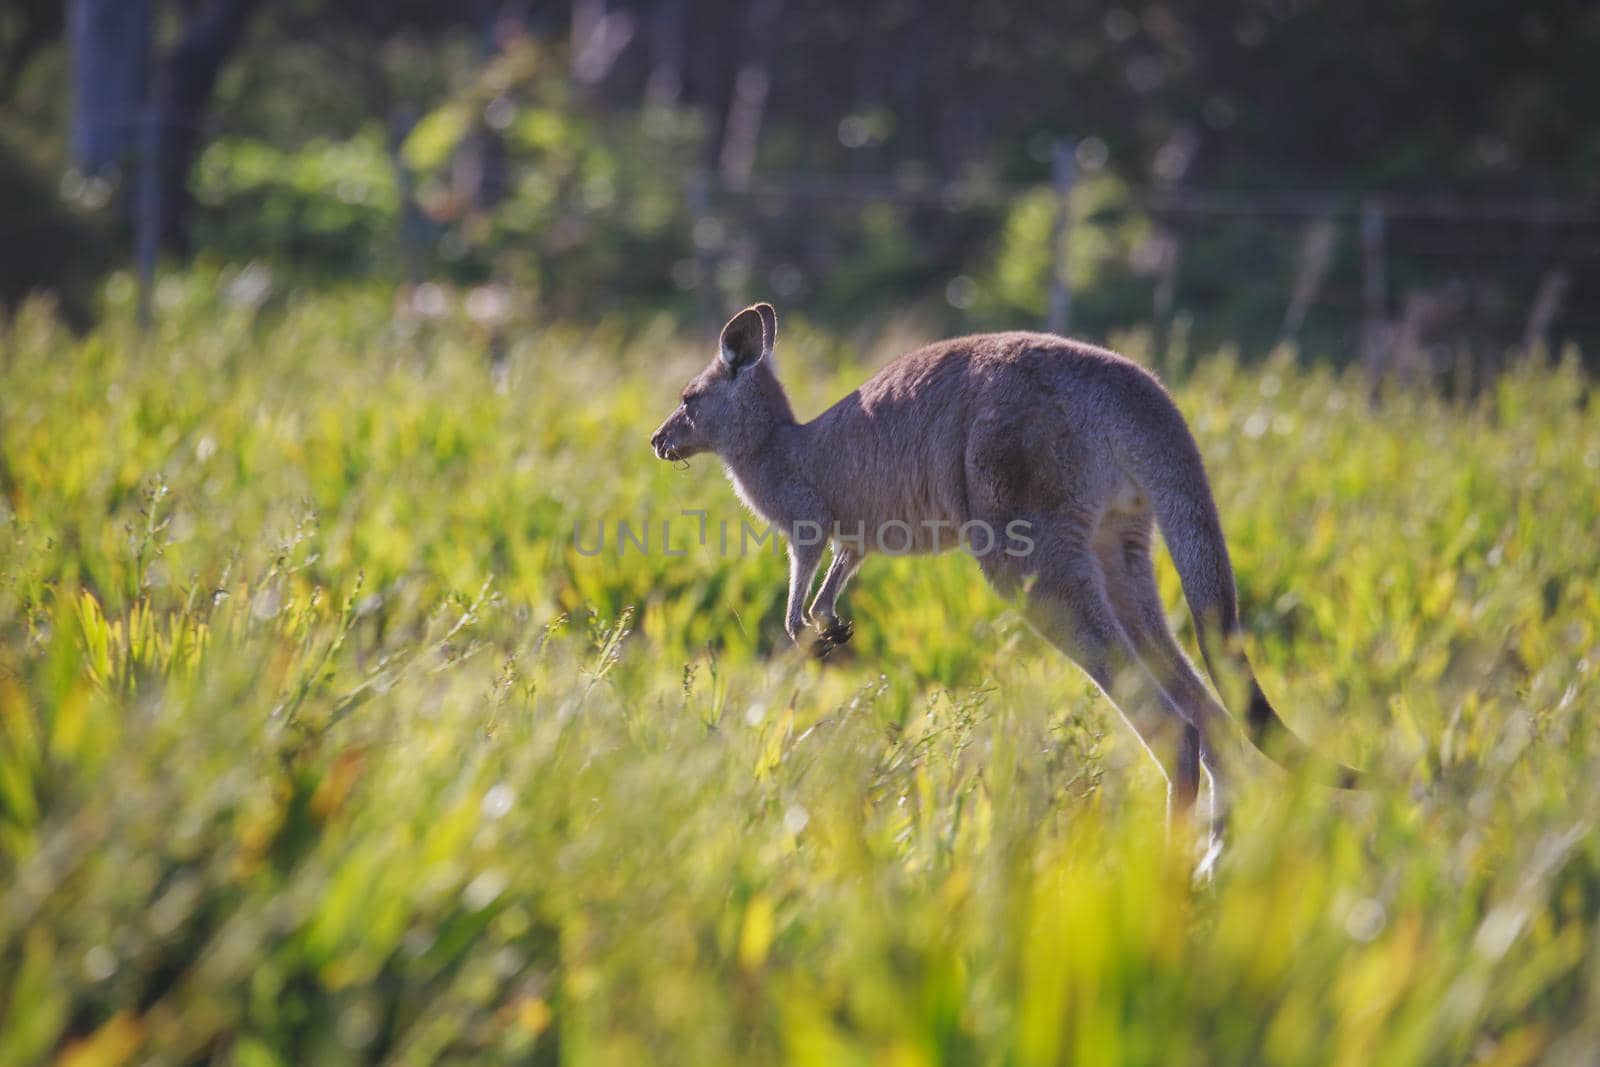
[[650, 303, 1358, 857]]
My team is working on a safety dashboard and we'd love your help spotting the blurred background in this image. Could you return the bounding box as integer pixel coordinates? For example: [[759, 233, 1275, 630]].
[[4, 0, 1599, 373]]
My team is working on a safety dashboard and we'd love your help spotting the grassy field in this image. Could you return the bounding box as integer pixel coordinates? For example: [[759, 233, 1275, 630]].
[[2, 279, 1598, 1066]]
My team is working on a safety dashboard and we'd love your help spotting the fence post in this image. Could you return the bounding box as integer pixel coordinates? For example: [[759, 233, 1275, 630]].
[[1359, 197, 1388, 377], [1521, 268, 1569, 360], [1047, 140, 1076, 335], [1152, 230, 1180, 337], [1280, 217, 1336, 348]]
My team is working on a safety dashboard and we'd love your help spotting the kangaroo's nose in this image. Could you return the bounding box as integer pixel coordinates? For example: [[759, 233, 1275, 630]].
[[649, 428, 665, 458]]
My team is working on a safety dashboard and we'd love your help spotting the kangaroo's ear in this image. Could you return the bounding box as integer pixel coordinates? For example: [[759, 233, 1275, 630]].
[[718, 306, 770, 374], [753, 302, 777, 354]]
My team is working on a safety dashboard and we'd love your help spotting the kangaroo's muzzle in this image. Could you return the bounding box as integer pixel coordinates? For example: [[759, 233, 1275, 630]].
[[649, 425, 681, 462]]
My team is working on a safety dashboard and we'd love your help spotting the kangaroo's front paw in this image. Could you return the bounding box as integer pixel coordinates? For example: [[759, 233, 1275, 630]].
[[819, 615, 854, 646], [811, 615, 855, 658]]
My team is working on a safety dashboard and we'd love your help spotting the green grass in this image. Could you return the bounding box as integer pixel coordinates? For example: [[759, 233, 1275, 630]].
[[2, 278, 1598, 1065]]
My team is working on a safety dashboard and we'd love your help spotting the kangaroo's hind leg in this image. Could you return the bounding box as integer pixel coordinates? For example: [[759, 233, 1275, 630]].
[[1094, 508, 1243, 861], [980, 525, 1195, 816], [1092, 511, 1199, 814]]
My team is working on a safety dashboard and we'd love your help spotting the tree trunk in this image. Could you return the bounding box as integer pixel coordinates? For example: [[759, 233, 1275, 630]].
[[645, 0, 687, 107], [68, 0, 151, 173], [149, 0, 261, 254]]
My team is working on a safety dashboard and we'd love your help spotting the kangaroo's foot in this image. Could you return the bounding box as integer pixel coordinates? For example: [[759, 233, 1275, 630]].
[[812, 615, 855, 657]]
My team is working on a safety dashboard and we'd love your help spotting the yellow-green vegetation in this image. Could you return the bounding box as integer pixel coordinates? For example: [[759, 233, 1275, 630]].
[[2, 280, 1598, 1066]]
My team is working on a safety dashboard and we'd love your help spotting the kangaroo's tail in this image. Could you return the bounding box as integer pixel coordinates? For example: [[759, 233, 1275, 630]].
[[1111, 369, 1362, 789]]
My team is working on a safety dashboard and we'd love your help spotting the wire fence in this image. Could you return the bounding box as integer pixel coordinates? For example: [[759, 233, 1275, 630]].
[[46, 111, 1600, 373], [681, 152, 1597, 377]]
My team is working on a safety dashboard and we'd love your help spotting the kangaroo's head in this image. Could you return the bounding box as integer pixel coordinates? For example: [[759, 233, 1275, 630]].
[[650, 303, 794, 464]]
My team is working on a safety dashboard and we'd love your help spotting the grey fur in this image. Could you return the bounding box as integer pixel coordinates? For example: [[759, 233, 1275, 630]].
[[651, 304, 1359, 854]]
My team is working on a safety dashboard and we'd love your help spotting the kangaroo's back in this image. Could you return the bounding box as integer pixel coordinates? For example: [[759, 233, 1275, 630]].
[[799, 332, 1170, 529]]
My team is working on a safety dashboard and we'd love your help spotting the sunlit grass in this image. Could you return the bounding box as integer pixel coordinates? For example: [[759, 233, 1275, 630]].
[[1, 279, 1597, 1064]]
